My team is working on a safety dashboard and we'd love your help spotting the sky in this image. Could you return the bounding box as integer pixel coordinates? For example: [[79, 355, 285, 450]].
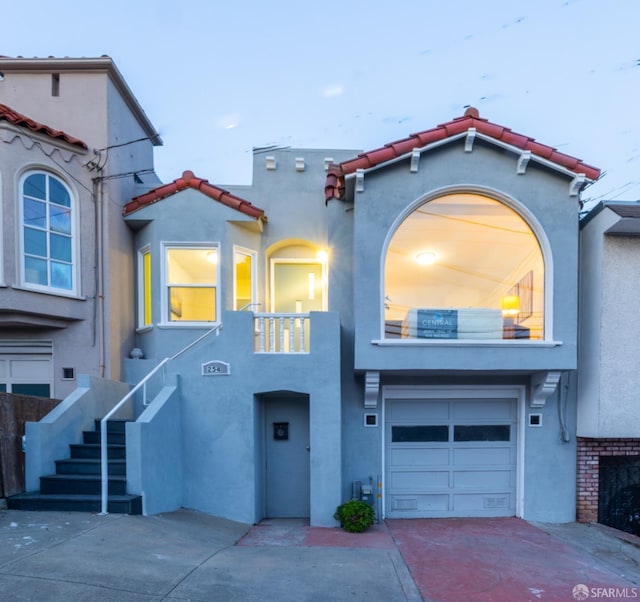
[[2, 0, 639, 206]]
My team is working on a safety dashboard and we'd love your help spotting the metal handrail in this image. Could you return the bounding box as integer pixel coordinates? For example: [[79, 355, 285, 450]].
[[100, 322, 223, 514]]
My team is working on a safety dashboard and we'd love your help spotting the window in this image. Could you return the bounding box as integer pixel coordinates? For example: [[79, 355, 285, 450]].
[[384, 193, 544, 340], [21, 171, 75, 293], [137, 246, 152, 328], [164, 245, 218, 323], [233, 247, 257, 310]]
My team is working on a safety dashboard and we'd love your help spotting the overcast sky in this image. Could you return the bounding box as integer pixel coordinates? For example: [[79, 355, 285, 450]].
[[2, 0, 638, 205]]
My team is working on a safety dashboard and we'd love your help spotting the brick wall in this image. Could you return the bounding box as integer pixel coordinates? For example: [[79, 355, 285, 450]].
[[576, 438, 640, 523]]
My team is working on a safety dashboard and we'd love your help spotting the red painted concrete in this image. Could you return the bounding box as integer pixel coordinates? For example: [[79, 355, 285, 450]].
[[387, 518, 637, 602], [240, 517, 639, 601]]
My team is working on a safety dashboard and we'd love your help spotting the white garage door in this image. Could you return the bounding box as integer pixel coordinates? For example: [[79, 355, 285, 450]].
[[385, 395, 517, 518]]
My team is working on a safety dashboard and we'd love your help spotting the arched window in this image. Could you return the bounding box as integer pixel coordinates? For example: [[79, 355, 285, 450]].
[[384, 192, 545, 340], [20, 171, 76, 293]]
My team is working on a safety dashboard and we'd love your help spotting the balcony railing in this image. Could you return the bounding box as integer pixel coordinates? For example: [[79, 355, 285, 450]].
[[254, 313, 310, 353]]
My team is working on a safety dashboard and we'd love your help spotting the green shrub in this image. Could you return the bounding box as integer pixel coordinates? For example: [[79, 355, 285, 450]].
[[333, 500, 375, 533]]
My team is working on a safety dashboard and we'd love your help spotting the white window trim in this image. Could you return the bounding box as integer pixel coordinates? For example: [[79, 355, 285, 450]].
[[0, 169, 4, 286], [233, 245, 258, 311], [18, 169, 79, 296], [160, 241, 221, 327], [137, 244, 152, 330]]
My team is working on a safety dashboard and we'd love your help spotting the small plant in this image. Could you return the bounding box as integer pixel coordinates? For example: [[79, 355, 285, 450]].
[[334, 500, 375, 533]]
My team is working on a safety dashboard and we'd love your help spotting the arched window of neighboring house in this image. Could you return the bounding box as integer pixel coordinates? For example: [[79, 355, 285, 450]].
[[384, 192, 545, 340], [20, 170, 76, 294]]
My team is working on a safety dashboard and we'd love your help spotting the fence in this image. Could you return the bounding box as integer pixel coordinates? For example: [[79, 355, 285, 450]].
[[0, 393, 60, 498]]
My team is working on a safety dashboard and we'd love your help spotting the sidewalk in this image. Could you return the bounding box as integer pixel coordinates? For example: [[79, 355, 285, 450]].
[[0, 508, 638, 601]]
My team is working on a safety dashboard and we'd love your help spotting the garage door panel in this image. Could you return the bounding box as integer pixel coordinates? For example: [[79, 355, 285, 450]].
[[391, 494, 448, 513], [10, 359, 51, 378], [454, 446, 513, 465], [391, 447, 449, 466], [453, 469, 512, 489], [390, 469, 449, 489], [389, 400, 449, 421], [451, 399, 513, 420], [453, 493, 513, 513]]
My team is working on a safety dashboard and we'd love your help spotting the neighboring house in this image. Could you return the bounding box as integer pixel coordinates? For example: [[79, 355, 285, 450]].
[[0, 56, 162, 399], [577, 201, 640, 533]]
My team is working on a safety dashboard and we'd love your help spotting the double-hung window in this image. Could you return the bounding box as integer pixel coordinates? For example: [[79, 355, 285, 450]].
[[21, 171, 75, 293], [164, 244, 219, 323]]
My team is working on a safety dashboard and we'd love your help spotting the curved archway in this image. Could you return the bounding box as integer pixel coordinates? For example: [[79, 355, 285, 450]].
[[383, 191, 546, 340]]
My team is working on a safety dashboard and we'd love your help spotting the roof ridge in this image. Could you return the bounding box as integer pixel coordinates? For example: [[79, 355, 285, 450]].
[[325, 107, 601, 201], [123, 170, 267, 221]]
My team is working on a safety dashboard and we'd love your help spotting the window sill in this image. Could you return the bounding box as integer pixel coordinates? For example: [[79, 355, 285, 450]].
[[372, 339, 562, 348], [12, 284, 85, 300], [158, 322, 220, 330], [136, 325, 153, 334]]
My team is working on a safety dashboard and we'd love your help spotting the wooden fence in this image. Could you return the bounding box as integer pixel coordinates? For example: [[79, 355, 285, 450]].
[[0, 393, 60, 498]]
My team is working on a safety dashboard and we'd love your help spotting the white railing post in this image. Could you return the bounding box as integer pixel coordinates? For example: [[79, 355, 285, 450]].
[[258, 316, 265, 352], [300, 316, 306, 352]]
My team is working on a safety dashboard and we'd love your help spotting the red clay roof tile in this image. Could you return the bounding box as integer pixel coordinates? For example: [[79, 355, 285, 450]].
[[123, 170, 267, 221], [325, 107, 601, 201], [0, 103, 88, 149]]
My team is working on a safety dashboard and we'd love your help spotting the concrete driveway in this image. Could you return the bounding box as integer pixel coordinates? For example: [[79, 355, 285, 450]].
[[0, 508, 638, 601]]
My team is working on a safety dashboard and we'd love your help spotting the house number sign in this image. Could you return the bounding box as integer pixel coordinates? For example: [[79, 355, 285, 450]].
[[201, 360, 231, 376]]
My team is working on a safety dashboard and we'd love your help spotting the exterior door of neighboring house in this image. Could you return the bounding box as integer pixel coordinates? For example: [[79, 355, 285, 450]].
[[265, 397, 310, 518]]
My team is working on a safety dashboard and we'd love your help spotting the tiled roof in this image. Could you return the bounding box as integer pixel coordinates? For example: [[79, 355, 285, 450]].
[[0, 103, 88, 149], [123, 170, 267, 221], [325, 107, 601, 201]]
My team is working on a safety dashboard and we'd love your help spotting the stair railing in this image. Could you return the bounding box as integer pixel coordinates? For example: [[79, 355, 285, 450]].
[[100, 322, 223, 515]]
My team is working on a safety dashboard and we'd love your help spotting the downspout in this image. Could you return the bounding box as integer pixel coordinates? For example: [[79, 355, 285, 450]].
[[95, 177, 106, 378]]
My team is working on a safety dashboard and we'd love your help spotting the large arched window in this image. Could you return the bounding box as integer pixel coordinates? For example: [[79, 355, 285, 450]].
[[20, 171, 76, 293], [384, 193, 544, 340]]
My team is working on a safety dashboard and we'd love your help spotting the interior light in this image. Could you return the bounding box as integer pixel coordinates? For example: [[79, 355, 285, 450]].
[[206, 251, 218, 264], [416, 251, 437, 265], [316, 249, 328, 262], [501, 295, 520, 317]]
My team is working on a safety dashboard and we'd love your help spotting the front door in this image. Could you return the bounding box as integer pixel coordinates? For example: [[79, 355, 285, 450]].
[[265, 397, 310, 518]]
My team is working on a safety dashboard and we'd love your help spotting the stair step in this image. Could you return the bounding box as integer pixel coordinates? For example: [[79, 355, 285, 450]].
[[70, 443, 126, 460], [94, 419, 129, 434], [7, 492, 142, 515], [83, 430, 126, 445], [55, 458, 126, 476], [40, 474, 127, 495]]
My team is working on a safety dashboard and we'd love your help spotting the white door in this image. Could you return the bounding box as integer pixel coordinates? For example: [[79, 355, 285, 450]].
[[385, 394, 518, 518], [265, 397, 310, 518]]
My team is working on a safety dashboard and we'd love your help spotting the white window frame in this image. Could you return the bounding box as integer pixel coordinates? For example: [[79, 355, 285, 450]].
[[18, 169, 79, 296], [160, 242, 220, 327], [233, 245, 258, 311], [137, 244, 152, 331]]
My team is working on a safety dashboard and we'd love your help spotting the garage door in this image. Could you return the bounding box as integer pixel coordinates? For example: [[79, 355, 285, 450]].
[[385, 395, 517, 518], [0, 342, 53, 397]]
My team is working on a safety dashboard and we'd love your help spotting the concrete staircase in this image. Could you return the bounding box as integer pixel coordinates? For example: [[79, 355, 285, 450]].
[[8, 420, 142, 514]]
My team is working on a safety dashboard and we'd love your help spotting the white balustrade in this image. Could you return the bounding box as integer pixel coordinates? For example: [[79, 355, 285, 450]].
[[254, 313, 309, 353]]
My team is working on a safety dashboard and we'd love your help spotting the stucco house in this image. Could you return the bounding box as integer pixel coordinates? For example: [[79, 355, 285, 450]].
[[577, 201, 640, 533], [0, 56, 161, 400], [7, 55, 624, 529]]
